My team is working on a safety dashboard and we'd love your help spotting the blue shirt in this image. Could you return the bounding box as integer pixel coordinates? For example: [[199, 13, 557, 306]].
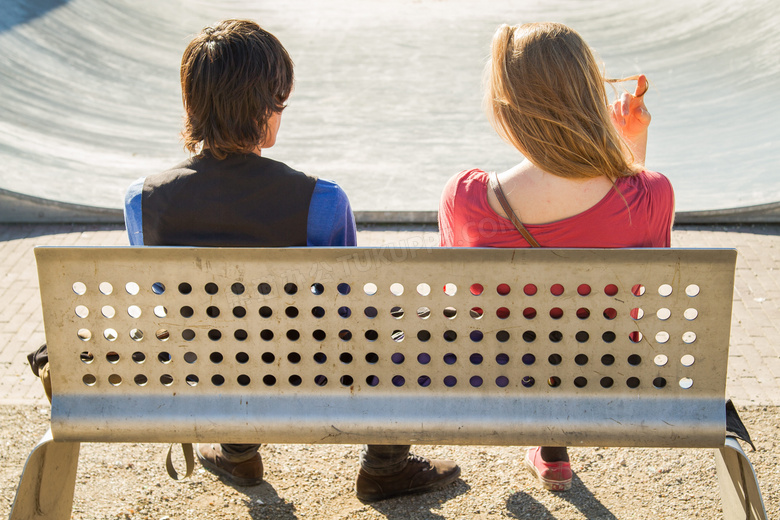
[[124, 176, 357, 247]]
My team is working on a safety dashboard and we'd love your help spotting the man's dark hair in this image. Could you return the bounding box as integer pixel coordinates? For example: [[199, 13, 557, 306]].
[[180, 19, 293, 159]]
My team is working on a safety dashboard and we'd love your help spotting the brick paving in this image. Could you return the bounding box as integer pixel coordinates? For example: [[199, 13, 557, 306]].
[[1, 223, 779, 406]]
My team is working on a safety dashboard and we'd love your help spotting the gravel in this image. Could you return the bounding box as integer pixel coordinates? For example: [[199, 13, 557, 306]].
[[3, 404, 777, 519]]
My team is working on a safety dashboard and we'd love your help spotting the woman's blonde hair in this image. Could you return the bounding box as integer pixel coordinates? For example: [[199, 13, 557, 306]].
[[486, 22, 639, 181]]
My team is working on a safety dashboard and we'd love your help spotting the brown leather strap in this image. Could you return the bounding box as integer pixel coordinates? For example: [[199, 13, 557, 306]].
[[489, 171, 541, 248]]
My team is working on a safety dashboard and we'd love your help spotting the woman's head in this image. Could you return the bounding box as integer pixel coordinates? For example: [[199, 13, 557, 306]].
[[485, 22, 637, 181], [181, 19, 293, 159]]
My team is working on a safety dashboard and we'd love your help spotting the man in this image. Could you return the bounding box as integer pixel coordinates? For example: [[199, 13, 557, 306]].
[[123, 19, 459, 501]]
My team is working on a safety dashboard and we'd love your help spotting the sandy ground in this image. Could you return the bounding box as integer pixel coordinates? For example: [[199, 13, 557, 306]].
[[3, 403, 777, 519]]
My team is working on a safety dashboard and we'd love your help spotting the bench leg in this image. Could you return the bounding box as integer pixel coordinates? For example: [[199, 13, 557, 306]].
[[9, 428, 80, 520], [714, 437, 768, 520]]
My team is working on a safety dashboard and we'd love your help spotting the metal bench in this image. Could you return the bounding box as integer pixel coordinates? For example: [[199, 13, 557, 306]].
[[11, 246, 767, 519]]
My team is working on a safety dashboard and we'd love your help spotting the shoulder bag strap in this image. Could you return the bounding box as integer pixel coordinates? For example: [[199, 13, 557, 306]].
[[489, 171, 541, 248]]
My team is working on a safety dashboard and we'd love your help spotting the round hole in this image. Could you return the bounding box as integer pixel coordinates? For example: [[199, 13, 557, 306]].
[[658, 284, 673, 297], [443, 353, 457, 365], [366, 375, 379, 387], [496, 353, 510, 365], [602, 331, 616, 343], [314, 352, 327, 364], [391, 353, 405, 364], [443, 330, 457, 342], [577, 284, 591, 296], [681, 354, 695, 367], [654, 354, 669, 366], [260, 329, 274, 341], [183, 352, 197, 364], [548, 377, 561, 388], [684, 308, 698, 320], [390, 283, 404, 296], [104, 329, 118, 341], [497, 283, 511, 296], [231, 282, 245, 295], [131, 352, 145, 363], [100, 282, 114, 295], [469, 376, 483, 388], [418, 375, 431, 387], [682, 331, 697, 344], [657, 308, 671, 320], [522, 330, 536, 342], [158, 352, 172, 364], [417, 330, 431, 342], [576, 308, 591, 319], [237, 375, 251, 386], [311, 283, 325, 295], [470, 283, 484, 295], [629, 331, 643, 343], [653, 377, 667, 389], [574, 377, 587, 388], [210, 352, 223, 363], [101, 306, 115, 319], [287, 329, 301, 341], [234, 329, 248, 341], [444, 307, 457, 319], [603, 308, 617, 320], [469, 353, 484, 365], [391, 306, 405, 319], [521, 353, 535, 365], [363, 283, 377, 295], [523, 307, 537, 319], [443, 376, 457, 387], [211, 375, 225, 386], [364, 306, 377, 318], [365, 352, 379, 364], [604, 284, 618, 296], [285, 283, 299, 295], [125, 282, 140, 295], [418, 353, 431, 364], [626, 377, 640, 389], [521, 376, 535, 388], [339, 329, 353, 341], [631, 308, 644, 320], [176, 306, 192, 318], [575, 354, 589, 366], [161, 374, 174, 386], [497, 307, 511, 319], [443, 283, 457, 296], [207, 329, 222, 341], [288, 375, 302, 386], [686, 284, 700, 297], [469, 330, 483, 342], [73, 282, 87, 295], [285, 306, 300, 318], [340, 375, 354, 386], [496, 376, 509, 388], [82, 374, 97, 386], [186, 375, 199, 387], [339, 353, 353, 364], [575, 331, 590, 343], [548, 353, 562, 366], [311, 306, 325, 318], [261, 352, 275, 364], [258, 283, 272, 295], [469, 307, 483, 319], [263, 375, 276, 386], [549, 308, 563, 319], [632, 284, 646, 296], [134, 374, 148, 386], [364, 330, 378, 341], [335, 282, 349, 295], [679, 377, 694, 389], [496, 330, 510, 342], [232, 306, 246, 318], [601, 354, 615, 366], [153, 305, 167, 318], [392, 375, 405, 387], [656, 331, 670, 343], [204, 283, 217, 295], [628, 354, 642, 366], [417, 283, 431, 296], [205, 306, 220, 318], [600, 377, 613, 388], [178, 282, 192, 294], [75, 305, 89, 318], [523, 284, 536, 296], [549, 331, 563, 343], [259, 306, 273, 318], [288, 352, 301, 363], [550, 284, 564, 296]]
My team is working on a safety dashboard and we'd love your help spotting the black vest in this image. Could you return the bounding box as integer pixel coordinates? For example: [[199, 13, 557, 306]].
[[142, 153, 317, 247]]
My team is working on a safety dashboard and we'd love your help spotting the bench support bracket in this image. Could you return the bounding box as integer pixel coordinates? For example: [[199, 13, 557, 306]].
[[715, 437, 768, 520]]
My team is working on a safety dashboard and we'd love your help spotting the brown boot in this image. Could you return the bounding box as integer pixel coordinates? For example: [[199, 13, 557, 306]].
[[356, 454, 460, 502], [195, 444, 263, 486]]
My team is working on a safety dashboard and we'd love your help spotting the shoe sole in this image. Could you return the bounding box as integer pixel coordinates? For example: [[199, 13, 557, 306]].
[[524, 456, 572, 491], [356, 466, 462, 502], [195, 449, 264, 487]]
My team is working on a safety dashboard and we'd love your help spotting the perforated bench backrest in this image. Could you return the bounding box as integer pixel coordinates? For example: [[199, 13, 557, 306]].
[[36, 246, 736, 448]]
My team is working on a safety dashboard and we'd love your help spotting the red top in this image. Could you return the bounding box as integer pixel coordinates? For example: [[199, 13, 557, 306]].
[[438, 168, 674, 248]]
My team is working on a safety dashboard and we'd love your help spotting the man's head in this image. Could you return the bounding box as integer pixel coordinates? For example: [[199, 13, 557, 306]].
[[180, 19, 293, 159]]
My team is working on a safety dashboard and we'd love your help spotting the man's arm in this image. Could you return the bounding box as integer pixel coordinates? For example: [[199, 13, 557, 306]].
[[307, 179, 357, 247], [124, 177, 145, 246]]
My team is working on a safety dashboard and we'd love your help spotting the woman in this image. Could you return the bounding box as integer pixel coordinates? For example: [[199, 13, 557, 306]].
[[438, 22, 674, 491]]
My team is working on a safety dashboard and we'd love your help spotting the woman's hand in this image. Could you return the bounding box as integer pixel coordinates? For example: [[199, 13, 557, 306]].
[[610, 75, 651, 166]]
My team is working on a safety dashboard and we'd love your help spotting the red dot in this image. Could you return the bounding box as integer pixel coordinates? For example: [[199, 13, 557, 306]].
[[497, 283, 511, 295]]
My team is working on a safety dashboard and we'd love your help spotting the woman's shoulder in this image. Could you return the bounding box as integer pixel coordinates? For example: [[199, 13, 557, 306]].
[[443, 168, 490, 195]]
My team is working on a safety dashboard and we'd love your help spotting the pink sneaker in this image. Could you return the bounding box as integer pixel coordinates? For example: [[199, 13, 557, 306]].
[[524, 446, 572, 491]]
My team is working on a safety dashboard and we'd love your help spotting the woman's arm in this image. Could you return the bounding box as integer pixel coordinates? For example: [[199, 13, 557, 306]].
[[610, 75, 651, 166]]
